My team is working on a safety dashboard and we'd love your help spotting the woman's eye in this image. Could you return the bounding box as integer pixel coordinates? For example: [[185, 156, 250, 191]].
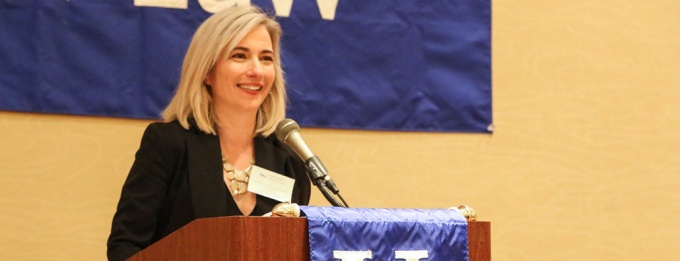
[[231, 53, 247, 60], [261, 56, 274, 62]]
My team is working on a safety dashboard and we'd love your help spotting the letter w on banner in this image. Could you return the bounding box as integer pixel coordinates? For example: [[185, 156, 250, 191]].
[[0, 0, 491, 133]]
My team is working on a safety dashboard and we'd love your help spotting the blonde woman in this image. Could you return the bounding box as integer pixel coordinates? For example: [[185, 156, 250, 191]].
[[107, 6, 311, 261]]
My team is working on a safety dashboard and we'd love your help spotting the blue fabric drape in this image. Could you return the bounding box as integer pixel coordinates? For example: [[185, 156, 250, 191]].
[[301, 206, 469, 261], [0, 0, 491, 132]]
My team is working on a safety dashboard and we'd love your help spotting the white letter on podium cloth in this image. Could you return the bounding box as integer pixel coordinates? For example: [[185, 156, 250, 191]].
[[395, 250, 429, 260], [333, 250, 372, 261]]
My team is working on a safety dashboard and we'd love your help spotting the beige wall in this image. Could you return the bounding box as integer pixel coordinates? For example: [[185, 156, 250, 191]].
[[1, 1, 679, 260]]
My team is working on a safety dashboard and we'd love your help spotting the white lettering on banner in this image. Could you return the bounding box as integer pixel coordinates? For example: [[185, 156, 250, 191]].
[[395, 250, 429, 261], [333, 250, 372, 261], [198, 0, 250, 13], [315, 0, 339, 20], [134, 0, 187, 9], [271, 0, 292, 17], [134, 0, 340, 20]]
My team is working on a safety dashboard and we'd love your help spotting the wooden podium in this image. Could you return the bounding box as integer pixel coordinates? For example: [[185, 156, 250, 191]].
[[129, 217, 490, 261]]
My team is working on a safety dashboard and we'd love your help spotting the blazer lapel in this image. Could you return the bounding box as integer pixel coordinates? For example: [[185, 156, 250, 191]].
[[254, 136, 288, 175], [186, 131, 228, 218], [254, 136, 304, 204], [186, 134, 288, 218]]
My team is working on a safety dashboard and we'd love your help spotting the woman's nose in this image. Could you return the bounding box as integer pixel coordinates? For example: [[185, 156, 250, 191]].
[[246, 59, 263, 77]]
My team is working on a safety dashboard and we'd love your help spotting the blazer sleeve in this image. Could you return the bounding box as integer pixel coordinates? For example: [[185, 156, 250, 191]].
[[107, 123, 176, 261], [278, 139, 311, 206], [289, 156, 311, 205]]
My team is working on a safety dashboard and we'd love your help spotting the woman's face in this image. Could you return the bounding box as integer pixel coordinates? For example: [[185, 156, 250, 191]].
[[206, 26, 275, 113]]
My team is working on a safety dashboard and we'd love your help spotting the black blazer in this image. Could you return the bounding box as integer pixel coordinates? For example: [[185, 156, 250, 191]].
[[107, 121, 311, 261]]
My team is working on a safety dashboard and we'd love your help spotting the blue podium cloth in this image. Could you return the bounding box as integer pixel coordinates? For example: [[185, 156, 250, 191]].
[[300, 207, 469, 261]]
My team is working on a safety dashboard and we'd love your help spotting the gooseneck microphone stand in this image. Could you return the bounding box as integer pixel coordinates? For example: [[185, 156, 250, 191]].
[[305, 155, 349, 208]]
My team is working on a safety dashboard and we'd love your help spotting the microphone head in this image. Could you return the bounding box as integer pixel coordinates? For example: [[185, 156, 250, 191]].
[[276, 118, 300, 142], [276, 118, 314, 161]]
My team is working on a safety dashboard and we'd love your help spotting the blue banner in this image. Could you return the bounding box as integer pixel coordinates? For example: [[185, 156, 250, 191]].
[[0, 0, 491, 132], [300, 206, 469, 261]]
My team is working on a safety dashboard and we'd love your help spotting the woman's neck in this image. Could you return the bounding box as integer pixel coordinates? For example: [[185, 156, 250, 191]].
[[215, 106, 258, 153]]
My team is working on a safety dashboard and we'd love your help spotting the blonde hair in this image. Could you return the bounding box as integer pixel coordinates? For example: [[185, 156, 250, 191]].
[[162, 5, 286, 136]]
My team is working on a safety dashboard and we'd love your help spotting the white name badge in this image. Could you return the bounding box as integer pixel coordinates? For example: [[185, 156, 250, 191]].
[[247, 165, 295, 203]]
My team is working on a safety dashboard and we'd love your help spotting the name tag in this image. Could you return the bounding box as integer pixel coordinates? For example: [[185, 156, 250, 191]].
[[248, 165, 295, 203]]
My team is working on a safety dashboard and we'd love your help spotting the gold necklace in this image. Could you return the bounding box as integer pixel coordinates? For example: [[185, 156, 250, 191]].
[[222, 155, 255, 195]]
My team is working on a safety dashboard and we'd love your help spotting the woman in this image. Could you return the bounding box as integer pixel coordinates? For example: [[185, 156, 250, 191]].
[[107, 6, 311, 261]]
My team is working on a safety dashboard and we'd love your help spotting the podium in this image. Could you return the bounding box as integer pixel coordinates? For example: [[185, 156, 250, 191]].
[[129, 216, 490, 261]]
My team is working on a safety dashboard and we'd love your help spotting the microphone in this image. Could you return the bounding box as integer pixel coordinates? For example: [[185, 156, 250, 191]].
[[275, 119, 340, 194]]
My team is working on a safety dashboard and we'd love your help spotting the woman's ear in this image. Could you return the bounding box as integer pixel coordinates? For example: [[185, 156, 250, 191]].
[[204, 68, 214, 86]]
